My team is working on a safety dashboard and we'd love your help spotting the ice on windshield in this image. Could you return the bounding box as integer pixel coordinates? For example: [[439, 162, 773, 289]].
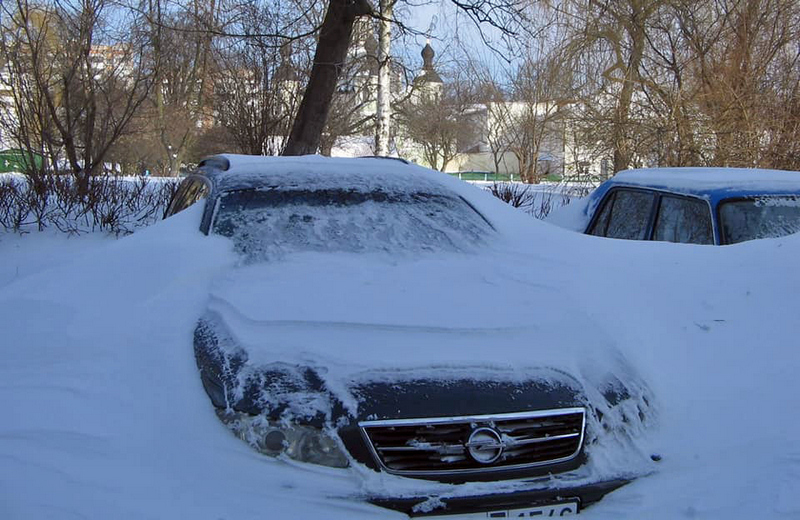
[[211, 188, 493, 259], [719, 196, 800, 244]]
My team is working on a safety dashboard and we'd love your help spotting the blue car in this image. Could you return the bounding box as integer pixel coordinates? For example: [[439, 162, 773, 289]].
[[563, 167, 800, 245]]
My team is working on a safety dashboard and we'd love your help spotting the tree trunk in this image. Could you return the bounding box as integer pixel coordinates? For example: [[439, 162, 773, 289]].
[[319, 134, 335, 156], [283, 0, 372, 156], [375, 0, 394, 156], [612, 15, 646, 172]]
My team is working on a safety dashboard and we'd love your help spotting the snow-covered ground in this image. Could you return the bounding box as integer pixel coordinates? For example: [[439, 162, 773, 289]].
[[0, 232, 112, 289], [1, 178, 799, 519]]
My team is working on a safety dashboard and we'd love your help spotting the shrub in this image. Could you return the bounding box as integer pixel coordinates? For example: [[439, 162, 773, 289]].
[[487, 181, 589, 219], [0, 173, 179, 234]]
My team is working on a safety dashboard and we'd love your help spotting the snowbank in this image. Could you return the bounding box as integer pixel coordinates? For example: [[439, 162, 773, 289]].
[[1, 185, 799, 519], [0, 206, 384, 519]]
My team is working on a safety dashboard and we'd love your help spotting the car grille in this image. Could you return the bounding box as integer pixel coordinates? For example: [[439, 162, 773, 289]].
[[359, 408, 585, 476]]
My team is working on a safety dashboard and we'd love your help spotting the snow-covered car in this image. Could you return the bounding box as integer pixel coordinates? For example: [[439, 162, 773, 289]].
[[164, 154, 654, 517], [550, 167, 800, 245]]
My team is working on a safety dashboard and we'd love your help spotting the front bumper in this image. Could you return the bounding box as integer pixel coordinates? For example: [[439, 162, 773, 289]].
[[366, 478, 630, 517]]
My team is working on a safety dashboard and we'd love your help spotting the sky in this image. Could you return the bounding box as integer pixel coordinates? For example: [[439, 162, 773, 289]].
[[398, 0, 519, 81]]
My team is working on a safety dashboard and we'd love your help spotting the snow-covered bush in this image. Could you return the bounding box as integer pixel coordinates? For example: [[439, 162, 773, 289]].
[[487, 181, 592, 219], [0, 173, 178, 234]]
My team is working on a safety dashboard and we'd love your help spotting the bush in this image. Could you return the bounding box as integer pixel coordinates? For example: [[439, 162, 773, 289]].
[[0, 173, 179, 234], [489, 182, 570, 219], [488, 182, 589, 219]]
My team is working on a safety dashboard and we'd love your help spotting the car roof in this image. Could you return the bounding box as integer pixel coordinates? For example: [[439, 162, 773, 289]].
[[561, 167, 800, 235], [195, 154, 449, 194], [589, 167, 800, 207]]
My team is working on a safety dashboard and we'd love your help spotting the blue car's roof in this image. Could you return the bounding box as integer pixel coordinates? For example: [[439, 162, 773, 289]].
[[588, 167, 800, 209]]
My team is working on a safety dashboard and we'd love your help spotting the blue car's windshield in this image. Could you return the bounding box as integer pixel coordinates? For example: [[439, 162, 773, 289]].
[[719, 196, 800, 244]]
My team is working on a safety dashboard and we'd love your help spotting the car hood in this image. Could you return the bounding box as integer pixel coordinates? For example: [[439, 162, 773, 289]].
[[209, 252, 550, 329], [203, 252, 643, 407], [197, 251, 655, 480]]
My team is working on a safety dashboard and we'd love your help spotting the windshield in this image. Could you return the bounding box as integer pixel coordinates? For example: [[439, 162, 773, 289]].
[[211, 188, 493, 259], [719, 196, 800, 244]]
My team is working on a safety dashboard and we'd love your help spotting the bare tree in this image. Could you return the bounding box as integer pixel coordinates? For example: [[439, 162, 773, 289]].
[[374, 0, 398, 155], [283, 0, 372, 155], [319, 19, 379, 155], [676, 0, 800, 167], [397, 77, 477, 171], [485, 96, 514, 176], [548, 0, 800, 172], [0, 0, 153, 185], [760, 36, 800, 169], [145, 0, 221, 175], [502, 56, 568, 182], [213, 9, 305, 156], [320, 83, 375, 155], [462, 58, 516, 176], [553, 0, 664, 172], [632, 3, 703, 167], [285, 0, 538, 156]]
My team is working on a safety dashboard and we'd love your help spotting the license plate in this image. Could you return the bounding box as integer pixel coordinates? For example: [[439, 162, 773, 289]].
[[426, 500, 579, 518]]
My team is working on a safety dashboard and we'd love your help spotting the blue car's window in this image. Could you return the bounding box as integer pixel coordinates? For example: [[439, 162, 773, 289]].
[[211, 188, 493, 259], [589, 189, 655, 240], [719, 196, 800, 244], [588, 193, 614, 236], [653, 195, 713, 245]]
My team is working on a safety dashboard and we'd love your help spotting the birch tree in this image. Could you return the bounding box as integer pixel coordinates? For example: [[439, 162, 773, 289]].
[[374, 0, 397, 155]]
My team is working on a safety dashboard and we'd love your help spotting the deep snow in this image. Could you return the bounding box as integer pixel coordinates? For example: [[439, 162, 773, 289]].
[[2, 179, 800, 519]]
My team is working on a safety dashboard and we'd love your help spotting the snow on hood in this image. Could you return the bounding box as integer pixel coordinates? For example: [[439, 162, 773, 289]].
[[206, 250, 631, 389]]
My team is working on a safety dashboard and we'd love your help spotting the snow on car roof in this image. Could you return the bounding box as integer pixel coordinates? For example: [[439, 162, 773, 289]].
[[548, 166, 800, 233], [608, 167, 800, 197], [203, 154, 455, 195], [197, 153, 558, 242]]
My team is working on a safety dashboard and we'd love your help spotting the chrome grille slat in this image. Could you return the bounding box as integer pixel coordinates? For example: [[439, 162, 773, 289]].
[[505, 432, 581, 446], [359, 408, 585, 476], [377, 444, 467, 454]]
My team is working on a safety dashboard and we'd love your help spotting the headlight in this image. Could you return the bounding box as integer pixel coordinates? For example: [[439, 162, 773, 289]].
[[217, 409, 349, 468]]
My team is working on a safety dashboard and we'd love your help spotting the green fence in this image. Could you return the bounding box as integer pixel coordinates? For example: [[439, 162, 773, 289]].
[[450, 171, 563, 183], [451, 171, 515, 182], [0, 149, 44, 173]]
